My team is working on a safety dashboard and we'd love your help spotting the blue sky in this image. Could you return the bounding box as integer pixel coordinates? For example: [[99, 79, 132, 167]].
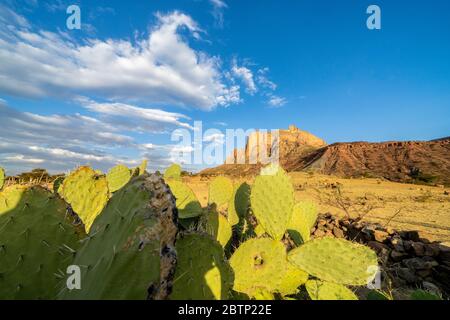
[[0, 0, 449, 174]]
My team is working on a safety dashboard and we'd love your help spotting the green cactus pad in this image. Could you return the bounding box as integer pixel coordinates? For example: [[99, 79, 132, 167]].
[[0, 167, 5, 189], [277, 263, 309, 296], [367, 290, 392, 300], [205, 210, 232, 247], [164, 164, 182, 181], [229, 238, 287, 295], [227, 182, 250, 226], [252, 288, 275, 300], [0, 185, 84, 299], [170, 233, 233, 300], [106, 164, 132, 193], [305, 280, 358, 300], [254, 224, 266, 237], [138, 160, 148, 175], [167, 180, 202, 219], [60, 173, 178, 300], [288, 237, 378, 285], [60, 166, 109, 232], [288, 201, 318, 245], [250, 165, 294, 240], [208, 176, 234, 207], [52, 176, 64, 194]]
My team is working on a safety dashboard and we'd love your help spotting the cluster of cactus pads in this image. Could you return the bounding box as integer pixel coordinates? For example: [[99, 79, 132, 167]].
[[0, 164, 178, 300], [163, 163, 379, 300], [0, 162, 379, 300]]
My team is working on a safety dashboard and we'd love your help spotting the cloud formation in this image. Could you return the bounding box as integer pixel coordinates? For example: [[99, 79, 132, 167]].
[[0, 9, 239, 110], [0, 100, 192, 174]]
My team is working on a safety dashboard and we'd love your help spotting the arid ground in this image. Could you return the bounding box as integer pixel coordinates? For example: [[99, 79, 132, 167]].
[[184, 173, 450, 243]]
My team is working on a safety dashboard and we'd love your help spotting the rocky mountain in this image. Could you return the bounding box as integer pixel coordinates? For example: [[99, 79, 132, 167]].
[[201, 125, 326, 176], [200, 125, 450, 186], [286, 139, 450, 185]]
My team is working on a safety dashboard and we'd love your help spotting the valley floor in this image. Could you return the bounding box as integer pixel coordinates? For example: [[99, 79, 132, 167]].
[[184, 172, 450, 243]]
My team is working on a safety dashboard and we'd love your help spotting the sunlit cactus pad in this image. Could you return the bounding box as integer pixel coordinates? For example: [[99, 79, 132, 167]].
[[288, 201, 318, 244], [250, 165, 294, 240], [305, 280, 358, 300], [60, 166, 109, 232], [60, 173, 178, 300], [106, 164, 132, 193], [208, 176, 234, 207], [229, 238, 287, 296], [164, 164, 182, 181], [167, 180, 202, 219], [277, 262, 309, 296], [0, 185, 84, 299], [227, 182, 250, 226], [204, 210, 232, 247], [288, 237, 378, 285], [170, 233, 233, 300]]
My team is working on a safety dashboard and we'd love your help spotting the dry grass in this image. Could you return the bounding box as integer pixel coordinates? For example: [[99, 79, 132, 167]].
[[184, 172, 450, 242]]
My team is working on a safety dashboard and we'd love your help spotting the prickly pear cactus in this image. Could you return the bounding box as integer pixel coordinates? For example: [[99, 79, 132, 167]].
[[0, 167, 5, 190], [208, 176, 234, 207], [250, 164, 294, 240], [0, 185, 84, 299], [204, 210, 232, 247], [170, 233, 233, 300], [277, 263, 309, 296], [305, 280, 358, 300], [60, 166, 109, 232], [254, 224, 266, 237], [288, 237, 378, 285], [288, 201, 318, 245], [138, 160, 148, 175], [252, 288, 275, 300], [229, 238, 287, 296], [53, 176, 64, 194], [227, 182, 250, 226], [167, 180, 202, 219], [60, 173, 178, 300], [164, 164, 182, 181], [106, 164, 132, 193]]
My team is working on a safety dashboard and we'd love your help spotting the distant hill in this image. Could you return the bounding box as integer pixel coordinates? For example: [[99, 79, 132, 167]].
[[200, 126, 450, 186], [286, 139, 450, 185]]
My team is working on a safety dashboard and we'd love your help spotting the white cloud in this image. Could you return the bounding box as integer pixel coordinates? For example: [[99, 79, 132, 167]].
[[257, 68, 277, 90], [0, 100, 192, 174], [0, 10, 239, 110], [78, 97, 192, 131], [231, 60, 257, 95], [209, 0, 228, 28], [203, 132, 225, 144], [268, 95, 287, 107]]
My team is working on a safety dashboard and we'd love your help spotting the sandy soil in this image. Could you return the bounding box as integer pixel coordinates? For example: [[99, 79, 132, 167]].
[[183, 172, 450, 242]]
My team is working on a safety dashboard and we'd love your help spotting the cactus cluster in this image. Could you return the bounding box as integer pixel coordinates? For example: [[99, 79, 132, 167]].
[[161, 163, 379, 300], [60, 173, 178, 299], [0, 161, 382, 301]]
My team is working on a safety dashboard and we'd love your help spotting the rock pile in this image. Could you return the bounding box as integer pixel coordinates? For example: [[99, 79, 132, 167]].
[[311, 213, 450, 298]]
